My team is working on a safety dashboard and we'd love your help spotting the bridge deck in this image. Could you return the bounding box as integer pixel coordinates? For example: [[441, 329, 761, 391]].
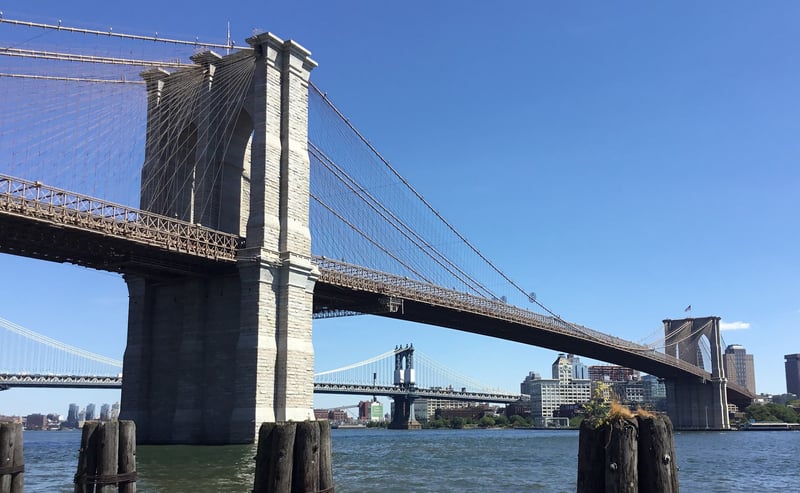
[[0, 174, 754, 404], [0, 174, 241, 276]]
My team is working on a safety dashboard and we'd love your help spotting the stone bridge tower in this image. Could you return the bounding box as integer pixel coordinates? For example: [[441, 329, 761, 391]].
[[121, 33, 318, 444], [663, 316, 729, 429]]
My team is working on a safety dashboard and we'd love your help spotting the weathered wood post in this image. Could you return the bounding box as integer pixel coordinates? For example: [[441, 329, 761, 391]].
[[577, 412, 678, 493], [253, 421, 333, 493], [97, 421, 119, 493], [75, 421, 100, 493], [117, 421, 136, 493], [74, 421, 137, 493], [293, 422, 320, 492], [577, 417, 639, 493], [576, 420, 605, 492], [637, 415, 678, 493], [604, 417, 638, 493], [318, 420, 334, 492], [0, 422, 24, 493]]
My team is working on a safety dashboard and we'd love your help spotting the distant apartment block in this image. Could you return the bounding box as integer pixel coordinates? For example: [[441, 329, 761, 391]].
[[414, 398, 474, 423], [520, 371, 541, 396], [358, 400, 384, 422], [589, 365, 639, 383], [25, 414, 48, 430], [526, 354, 591, 426]]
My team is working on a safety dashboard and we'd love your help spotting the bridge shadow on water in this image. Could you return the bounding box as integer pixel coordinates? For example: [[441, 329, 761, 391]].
[[136, 443, 257, 491]]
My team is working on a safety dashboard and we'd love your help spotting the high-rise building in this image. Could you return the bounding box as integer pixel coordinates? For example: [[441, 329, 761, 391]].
[[567, 354, 588, 380], [785, 354, 800, 396], [85, 403, 96, 421], [724, 344, 756, 393], [100, 403, 111, 421], [552, 354, 572, 383], [66, 403, 80, 428]]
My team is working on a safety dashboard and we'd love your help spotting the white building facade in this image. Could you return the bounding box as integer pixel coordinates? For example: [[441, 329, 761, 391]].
[[528, 354, 591, 425]]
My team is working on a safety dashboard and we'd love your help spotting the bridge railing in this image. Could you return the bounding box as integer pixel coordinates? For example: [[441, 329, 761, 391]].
[[315, 257, 710, 379], [0, 173, 242, 261]]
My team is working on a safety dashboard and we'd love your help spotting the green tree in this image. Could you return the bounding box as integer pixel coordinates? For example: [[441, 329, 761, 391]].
[[494, 414, 509, 427], [509, 415, 528, 428], [766, 403, 799, 423], [479, 416, 496, 428], [451, 417, 465, 429], [746, 404, 776, 422], [745, 403, 799, 423]]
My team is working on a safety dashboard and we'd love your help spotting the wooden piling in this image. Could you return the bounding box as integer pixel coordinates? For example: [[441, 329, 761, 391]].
[[253, 421, 333, 493], [97, 422, 119, 493], [74, 420, 137, 493], [117, 421, 136, 493], [577, 414, 679, 493], [254, 422, 296, 493], [576, 421, 606, 493], [293, 421, 320, 493], [75, 421, 100, 493], [637, 415, 678, 493], [318, 420, 334, 493], [604, 417, 638, 493], [0, 422, 24, 493]]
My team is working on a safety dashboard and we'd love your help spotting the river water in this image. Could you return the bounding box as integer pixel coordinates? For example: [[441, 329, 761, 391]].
[[19, 428, 800, 492]]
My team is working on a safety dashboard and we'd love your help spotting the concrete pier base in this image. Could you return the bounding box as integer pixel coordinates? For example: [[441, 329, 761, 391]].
[[665, 377, 729, 430], [389, 395, 421, 430]]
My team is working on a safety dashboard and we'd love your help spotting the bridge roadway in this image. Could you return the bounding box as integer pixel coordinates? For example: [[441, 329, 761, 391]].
[[312, 383, 519, 403], [0, 174, 754, 406], [0, 374, 519, 404], [0, 373, 123, 391]]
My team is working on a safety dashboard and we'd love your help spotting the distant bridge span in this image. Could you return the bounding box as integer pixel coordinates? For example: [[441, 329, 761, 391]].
[[0, 374, 519, 405], [0, 373, 122, 390]]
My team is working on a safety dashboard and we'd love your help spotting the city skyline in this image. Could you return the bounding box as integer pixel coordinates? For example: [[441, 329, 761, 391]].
[[2, 2, 799, 415]]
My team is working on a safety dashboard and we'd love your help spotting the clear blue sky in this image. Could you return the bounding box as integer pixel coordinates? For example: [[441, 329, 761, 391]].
[[1, 1, 798, 416]]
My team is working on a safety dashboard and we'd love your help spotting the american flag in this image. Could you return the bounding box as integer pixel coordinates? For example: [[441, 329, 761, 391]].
[[684, 305, 692, 312]]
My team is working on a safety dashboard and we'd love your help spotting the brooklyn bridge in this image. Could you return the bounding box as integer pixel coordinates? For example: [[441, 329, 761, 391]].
[[0, 16, 753, 443]]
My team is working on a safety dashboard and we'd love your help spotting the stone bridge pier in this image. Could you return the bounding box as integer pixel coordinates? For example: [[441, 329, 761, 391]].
[[663, 317, 730, 430], [120, 33, 318, 444]]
